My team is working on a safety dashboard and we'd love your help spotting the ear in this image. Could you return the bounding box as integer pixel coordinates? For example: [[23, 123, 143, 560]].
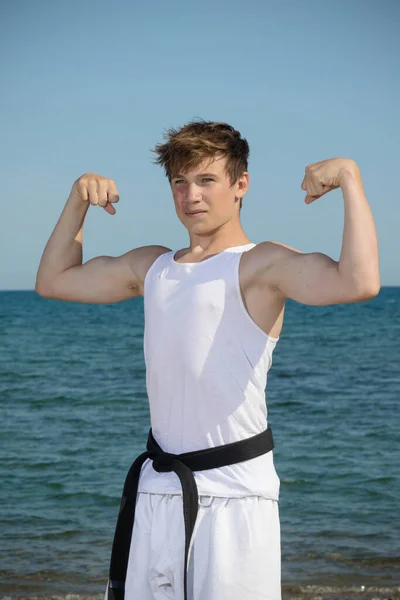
[[237, 171, 249, 197]]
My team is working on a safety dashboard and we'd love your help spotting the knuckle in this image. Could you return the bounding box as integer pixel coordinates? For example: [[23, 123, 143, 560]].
[[98, 182, 108, 204], [75, 174, 119, 205], [79, 172, 93, 181], [107, 179, 119, 202], [76, 175, 87, 189]]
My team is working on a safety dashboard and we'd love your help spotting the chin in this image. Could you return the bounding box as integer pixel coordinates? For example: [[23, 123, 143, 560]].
[[185, 222, 207, 231], [181, 215, 207, 226]]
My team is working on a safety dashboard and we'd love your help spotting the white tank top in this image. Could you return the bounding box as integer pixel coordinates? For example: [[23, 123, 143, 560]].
[[137, 243, 281, 500]]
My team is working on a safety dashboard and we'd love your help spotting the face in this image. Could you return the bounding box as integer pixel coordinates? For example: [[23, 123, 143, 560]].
[[170, 155, 249, 235]]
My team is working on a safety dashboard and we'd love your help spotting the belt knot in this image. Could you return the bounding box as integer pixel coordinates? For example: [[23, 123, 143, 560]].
[[151, 452, 178, 473]]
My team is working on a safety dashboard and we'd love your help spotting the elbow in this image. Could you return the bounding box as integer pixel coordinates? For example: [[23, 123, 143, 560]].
[[35, 280, 52, 298], [354, 280, 381, 301], [368, 282, 381, 299], [364, 273, 381, 298], [35, 273, 46, 296], [35, 286, 46, 298]]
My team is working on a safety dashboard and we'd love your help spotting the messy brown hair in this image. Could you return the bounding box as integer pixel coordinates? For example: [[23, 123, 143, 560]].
[[151, 119, 250, 210]]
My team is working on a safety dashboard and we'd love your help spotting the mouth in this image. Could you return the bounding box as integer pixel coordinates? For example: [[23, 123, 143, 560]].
[[186, 211, 207, 217]]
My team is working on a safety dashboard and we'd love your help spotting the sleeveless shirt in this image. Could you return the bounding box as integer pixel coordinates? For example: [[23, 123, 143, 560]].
[[137, 243, 280, 500]]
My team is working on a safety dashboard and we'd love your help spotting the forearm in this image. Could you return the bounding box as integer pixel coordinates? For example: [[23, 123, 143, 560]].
[[338, 166, 380, 295], [35, 191, 89, 290]]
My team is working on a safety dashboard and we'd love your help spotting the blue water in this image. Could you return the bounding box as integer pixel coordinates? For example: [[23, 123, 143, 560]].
[[1, 288, 399, 600]]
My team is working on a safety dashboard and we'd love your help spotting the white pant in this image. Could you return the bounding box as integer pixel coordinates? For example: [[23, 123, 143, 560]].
[[105, 492, 281, 600]]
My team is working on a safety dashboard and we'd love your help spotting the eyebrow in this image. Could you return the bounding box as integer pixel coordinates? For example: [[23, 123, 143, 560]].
[[172, 172, 219, 179]]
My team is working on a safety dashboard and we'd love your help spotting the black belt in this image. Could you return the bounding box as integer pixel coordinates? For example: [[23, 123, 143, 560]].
[[107, 426, 274, 600]]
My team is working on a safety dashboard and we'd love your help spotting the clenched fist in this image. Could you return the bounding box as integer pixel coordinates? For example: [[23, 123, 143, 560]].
[[72, 173, 120, 215], [301, 158, 359, 204]]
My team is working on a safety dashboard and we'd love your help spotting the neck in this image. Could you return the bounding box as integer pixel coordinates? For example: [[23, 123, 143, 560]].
[[187, 223, 250, 253]]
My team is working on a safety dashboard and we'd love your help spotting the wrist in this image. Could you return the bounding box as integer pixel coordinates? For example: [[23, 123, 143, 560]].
[[67, 190, 90, 212], [339, 161, 363, 190]]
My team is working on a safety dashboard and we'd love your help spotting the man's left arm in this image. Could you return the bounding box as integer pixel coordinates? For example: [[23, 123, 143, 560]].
[[261, 159, 381, 306]]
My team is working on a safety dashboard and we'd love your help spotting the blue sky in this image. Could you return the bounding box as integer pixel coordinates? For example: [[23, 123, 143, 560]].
[[1, 0, 399, 289]]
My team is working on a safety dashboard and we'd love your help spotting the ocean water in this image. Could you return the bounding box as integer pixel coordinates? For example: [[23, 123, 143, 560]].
[[0, 288, 399, 600]]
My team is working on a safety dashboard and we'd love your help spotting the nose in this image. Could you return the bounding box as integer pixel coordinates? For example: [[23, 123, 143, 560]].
[[186, 183, 202, 202]]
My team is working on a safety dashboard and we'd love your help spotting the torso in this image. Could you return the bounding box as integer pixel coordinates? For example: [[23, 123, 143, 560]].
[[155, 242, 286, 340]]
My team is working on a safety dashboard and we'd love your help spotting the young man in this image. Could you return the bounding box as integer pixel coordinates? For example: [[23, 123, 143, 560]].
[[35, 120, 380, 600]]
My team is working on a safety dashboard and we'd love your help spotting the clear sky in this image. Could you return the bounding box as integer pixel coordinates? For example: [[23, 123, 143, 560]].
[[1, 0, 399, 289]]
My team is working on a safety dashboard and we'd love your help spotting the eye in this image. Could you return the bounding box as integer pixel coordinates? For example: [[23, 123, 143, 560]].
[[202, 178, 214, 183], [174, 179, 185, 184]]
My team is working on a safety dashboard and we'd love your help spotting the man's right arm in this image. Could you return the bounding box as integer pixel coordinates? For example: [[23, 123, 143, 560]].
[[35, 173, 171, 304]]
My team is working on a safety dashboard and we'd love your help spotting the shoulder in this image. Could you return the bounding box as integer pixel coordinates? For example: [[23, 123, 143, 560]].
[[128, 245, 172, 294], [241, 241, 304, 289], [244, 240, 304, 269]]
